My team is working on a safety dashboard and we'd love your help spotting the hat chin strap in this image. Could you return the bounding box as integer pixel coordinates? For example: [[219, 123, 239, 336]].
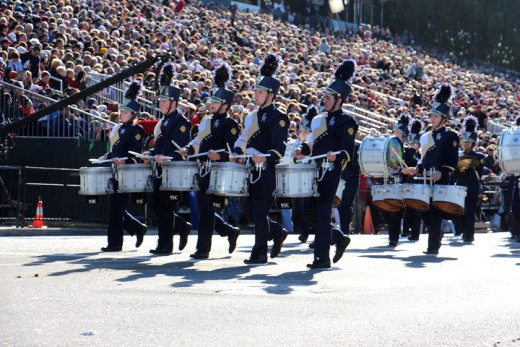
[[260, 92, 274, 110]]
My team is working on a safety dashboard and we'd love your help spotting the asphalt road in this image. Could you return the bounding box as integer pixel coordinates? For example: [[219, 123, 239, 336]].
[[1, 233, 519, 346]]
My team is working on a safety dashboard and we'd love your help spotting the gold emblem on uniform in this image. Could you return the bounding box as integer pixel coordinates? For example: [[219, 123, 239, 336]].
[[480, 159, 484, 164], [453, 141, 457, 147], [231, 127, 237, 135], [279, 119, 286, 127], [135, 133, 141, 140], [180, 125, 187, 133], [348, 128, 354, 136]]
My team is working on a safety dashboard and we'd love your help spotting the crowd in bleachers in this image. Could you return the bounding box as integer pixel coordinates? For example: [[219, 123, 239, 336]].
[[0, 0, 518, 146]]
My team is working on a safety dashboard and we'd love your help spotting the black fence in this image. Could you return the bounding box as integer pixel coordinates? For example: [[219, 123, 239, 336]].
[[0, 166, 23, 227]]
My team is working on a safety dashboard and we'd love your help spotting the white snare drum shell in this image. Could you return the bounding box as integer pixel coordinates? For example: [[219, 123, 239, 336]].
[[274, 164, 317, 198], [79, 167, 114, 195], [207, 162, 249, 197], [160, 161, 199, 191], [116, 164, 152, 193]]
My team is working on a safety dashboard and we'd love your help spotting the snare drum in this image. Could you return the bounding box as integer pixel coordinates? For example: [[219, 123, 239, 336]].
[[432, 185, 467, 216], [116, 164, 153, 193], [401, 184, 431, 212], [359, 136, 404, 177], [372, 185, 402, 212], [383, 184, 404, 208], [79, 167, 114, 195], [274, 163, 318, 198], [206, 162, 250, 197], [498, 128, 520, 174], [160, 161, 199, 191]]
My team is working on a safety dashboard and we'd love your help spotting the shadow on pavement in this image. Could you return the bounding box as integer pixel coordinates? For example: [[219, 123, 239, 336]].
[[360, 254, 458, 268]]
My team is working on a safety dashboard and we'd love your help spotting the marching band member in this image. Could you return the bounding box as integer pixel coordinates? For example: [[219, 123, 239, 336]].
[[294, 60, 358, 269], [509, 116, 520, 243], [98, 81, 148, 252], [382, 114, 412, 247], [453, 116, 484, 243], [402, 118, 423, 241], [180, 63, 240, 260], [149, 63, 192, 255], [231, 54, 289, 264], [402, 84, 459, 255]]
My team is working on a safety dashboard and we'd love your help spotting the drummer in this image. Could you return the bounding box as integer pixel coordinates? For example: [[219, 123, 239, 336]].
[[294, 59, 357, 269], [149, 63, 192, 255], [97, 80, 148, 252], [180, 63, 241, 260], [382, 114, 412, 247], [453, 116, 484, 243], [231, 54, 289, 265], [509, 116, 520, 243], [402, 84, 459, 255], [402, 118, 423, 241]]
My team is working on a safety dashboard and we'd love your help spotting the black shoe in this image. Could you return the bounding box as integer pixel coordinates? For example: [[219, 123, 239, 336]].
[[190, 251, 209, 260], [271, 229, 288, 258], [135, 225, 148, 248], [179, 222, 192, 251], [333, 235, 351, 263], [298, 233, 308, 243], [309, 241, 315, 249], [149, 247, 172, 255], [227, 227, 240, 254], [516, 236, 520, 243], [244, 256, 268, 265], [423, 249, 438, 255], [101, 246, 122, 252], [388, 241, 398, 248], [306, 259, 331, 269], [462, 238, 474, 243], [408, 236, 419, 241]]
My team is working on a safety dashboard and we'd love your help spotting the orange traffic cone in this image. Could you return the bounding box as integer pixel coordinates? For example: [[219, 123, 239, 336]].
[[31, 197, 46, 228], [363, 205, 374, 235]]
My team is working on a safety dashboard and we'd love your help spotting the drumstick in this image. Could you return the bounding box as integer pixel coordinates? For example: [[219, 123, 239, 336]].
[[187, 149, 226, 159], [89, 157, 127, 164], [304, 151, 341, 162], [128, 151, 154, 160], [391, 147, 409, 168], [171, 140, 184, 151], [226, 143, 232, 154], [231, 154, 271, 159]]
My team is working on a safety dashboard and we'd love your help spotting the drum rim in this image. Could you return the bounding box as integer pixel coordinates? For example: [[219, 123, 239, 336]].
[[161, 161, 199, 167], [80, 166, 113, 173]]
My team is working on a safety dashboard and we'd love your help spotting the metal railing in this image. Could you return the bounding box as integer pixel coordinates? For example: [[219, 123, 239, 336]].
[[1, 81, 115, 141], [87, 72, 161, 118]]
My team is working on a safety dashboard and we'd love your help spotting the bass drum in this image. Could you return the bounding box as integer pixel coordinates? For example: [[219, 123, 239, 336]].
[[359, 136, 403, 177], [498, 128, 520, 174]]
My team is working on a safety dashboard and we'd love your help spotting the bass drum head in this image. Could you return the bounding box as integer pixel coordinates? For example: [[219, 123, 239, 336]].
[[385, 137, 404, 176], [403, 199, 430, 212], [373, 200, 402, 212], [432, 201, 464, 216]]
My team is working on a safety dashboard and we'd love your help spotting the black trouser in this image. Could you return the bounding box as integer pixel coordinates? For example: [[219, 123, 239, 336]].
[[248, 166, 285, 258], [337, 175, 359, 235], [403, 207, 421, 239], [382, 209, 404, 244], [107, 193, 145, 248], [151, 183, 188, 251], [195, 176, 235, 254], [453, 179, 480, 241]]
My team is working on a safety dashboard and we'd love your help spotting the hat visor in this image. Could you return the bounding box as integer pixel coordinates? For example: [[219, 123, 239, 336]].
[[324, 87, 339, 96], [121, 106, 138, 113], [158, 96, 177, 101], [254, 85, 270, 91], [430, 110, 447, 117], [206, 96, 225, 103]]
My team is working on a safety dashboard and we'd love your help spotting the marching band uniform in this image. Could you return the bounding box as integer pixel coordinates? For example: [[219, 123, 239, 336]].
[[453, 116, 484, 243], [101, 81, 147, 252], [297, 60, 357, 269], [186, 64, 240, 259], [509, 117, 520, 243], [382, 114, 412, 247], [414, 85, 459, 254], [402, 119, 423, 241], [233, 54, 289, 264], [149, 67, 192, 255]]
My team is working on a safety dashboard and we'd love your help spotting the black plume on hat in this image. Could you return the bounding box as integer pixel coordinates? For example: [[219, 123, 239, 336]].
[[410, 119, 423, 134], [260, 54, 278, 77], [334, 59, 356, 82], [214, 63, 232, 88]]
